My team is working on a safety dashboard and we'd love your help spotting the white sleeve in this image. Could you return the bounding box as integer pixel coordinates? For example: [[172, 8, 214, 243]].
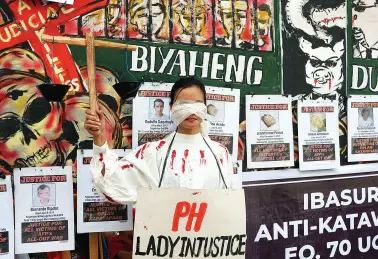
[[90, 142, 160, 204]]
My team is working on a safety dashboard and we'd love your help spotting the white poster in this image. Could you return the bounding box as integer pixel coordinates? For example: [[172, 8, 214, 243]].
[[77, 149, 134, 233], [0, 176, 14, 259], [132, 82, 175, 148], [48, 0, 74, 4], [133, 188, 246, 258], [14, 167, 75, 254], [298, 99, 340, 171], [206, 86, 240, 161], [348, 96, 378, 162], [246, 95, 294, 169]]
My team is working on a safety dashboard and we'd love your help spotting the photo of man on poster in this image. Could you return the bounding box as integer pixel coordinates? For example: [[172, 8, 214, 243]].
[[149, 99, 170, 120], [358, 108, 374, 127], [33, 184, 56, 207]]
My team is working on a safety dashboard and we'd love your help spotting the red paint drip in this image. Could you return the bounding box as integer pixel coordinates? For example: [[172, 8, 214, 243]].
[[192, 192, 200, 195], [156, 140, 166, 150], [121, 164, 134, 170], [136, 144, 147, 159], [181, 149, 189, 174], [104, 194, 118, 204], [170, 150, 177, 169], [99, 153, 103, 162], [200, 150, 206, 165], [220, 158, 224, 165]]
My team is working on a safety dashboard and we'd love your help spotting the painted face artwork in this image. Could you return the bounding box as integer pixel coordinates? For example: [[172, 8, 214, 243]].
[[299, 37, 345, 95]]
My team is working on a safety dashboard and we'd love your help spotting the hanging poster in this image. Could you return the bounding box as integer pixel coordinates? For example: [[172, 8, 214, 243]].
[[348, 96, 378, 162], [0, 176, 14, 259], [206, 86, 240, 161], [243, 167, 378, 259], [14, 167, 75, 254], [246, 95, 294, 169], [77, 149, 134, 233], [298, 99, 340, 171], [132, 82, 175, 148], [133, 188, 246, 258]]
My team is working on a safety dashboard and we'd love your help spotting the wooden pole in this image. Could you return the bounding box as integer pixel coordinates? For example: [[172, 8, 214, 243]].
[[86, 32, 97, 113], [41, 34, 137, 51], [89, 233, 99, 259]]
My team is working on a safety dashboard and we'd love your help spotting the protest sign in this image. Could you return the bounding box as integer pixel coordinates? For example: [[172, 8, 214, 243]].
[[244, 170, 378, 259], [206, 86, 240, 161], [77, 149, 134, 233], [298, 99, 340, 171], [132, 82, 175, 148], [133, 188, 246, 258], [14, 167, 74, 254], [0, 176, 14, 259], [246, 95, 294, 169], [348, 96, 378, 162]]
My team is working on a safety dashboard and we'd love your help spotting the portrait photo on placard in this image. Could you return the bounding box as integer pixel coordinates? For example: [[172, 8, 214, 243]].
[[148, 98, 171, 120], [260, 111, 279, 131], [32, 183, 56, 207], [310, 113, 326, 132], [206, 101, 225, 122], [358, 108, 374, 127]]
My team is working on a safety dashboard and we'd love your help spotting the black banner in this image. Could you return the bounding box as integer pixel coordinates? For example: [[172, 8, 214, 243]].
[[245, 173, 378, 258], [251, 143, 290, 162], [0, 231, 9, 253], [21, 220, 69, 243], [83, 202, 128, 222]]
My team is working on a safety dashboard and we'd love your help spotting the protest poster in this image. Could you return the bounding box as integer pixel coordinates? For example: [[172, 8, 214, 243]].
[[348, 96, 378, 162], [77, 149, 134, 233], [206, 86, 240, 161], [0, 176, 14, 259], [243, 168, 378, 259], [298, 99, 340, 171], [14, 167, 74, 254], [132, 82, 175, 148], [133, 188, 246, 258], [246, 95, 294, 169]]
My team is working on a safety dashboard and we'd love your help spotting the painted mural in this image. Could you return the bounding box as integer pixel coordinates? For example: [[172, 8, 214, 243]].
[[0, 0, 280, 176]]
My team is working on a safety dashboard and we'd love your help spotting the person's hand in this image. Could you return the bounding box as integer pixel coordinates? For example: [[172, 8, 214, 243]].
[[85, 104, 106, 146]]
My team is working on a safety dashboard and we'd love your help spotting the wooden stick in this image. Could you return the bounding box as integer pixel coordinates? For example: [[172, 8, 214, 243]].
[[98, 233, 104, 259], [89, 233, 99, 259], [41, 34, 137, 51], [86, 32, 97, 113]]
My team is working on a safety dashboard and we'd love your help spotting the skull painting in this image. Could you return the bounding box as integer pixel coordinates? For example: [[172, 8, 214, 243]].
[[299, 37, 345, 96], [0, 74, 67, 168]]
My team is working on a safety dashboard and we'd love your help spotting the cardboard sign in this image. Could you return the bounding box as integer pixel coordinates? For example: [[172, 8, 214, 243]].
[[246, 95, 294, 169], [298, 99, 340, 171], [244, 169, 378, 258], [0, 176, 14, 259], [77, 149, 134, 233], [348, 96, 378, 162], [14, 167, 75, 254], [133, 188, 246, 258]]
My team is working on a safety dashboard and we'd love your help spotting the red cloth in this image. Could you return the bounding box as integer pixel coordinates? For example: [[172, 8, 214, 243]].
[[107, 235, 133, 259]]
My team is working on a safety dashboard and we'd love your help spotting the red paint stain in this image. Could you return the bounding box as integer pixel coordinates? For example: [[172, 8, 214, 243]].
[[156, 140, 166, 150], [220, 158, 223, 165], [200, 150, 206, 165], [329, 79, 332, 90], [170, 150, 177, 169], [192, 192, 200, 195], [121, 164, 134, 170], [135, 144, 147, 159], [219, 144, 229, 161], [99, 153, 103, 162], [181, 149, 189, 174], [104, 194, 117, 203], [314, 79, 318, 86], [45, 104, 58, 130], [144, 226, 148, 230]]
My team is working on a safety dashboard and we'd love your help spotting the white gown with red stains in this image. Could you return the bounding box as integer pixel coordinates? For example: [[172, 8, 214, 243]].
[[90, 132, 234, 204]]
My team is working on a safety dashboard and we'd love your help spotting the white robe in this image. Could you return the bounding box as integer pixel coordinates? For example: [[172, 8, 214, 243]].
[[90, 132, 234, 204]]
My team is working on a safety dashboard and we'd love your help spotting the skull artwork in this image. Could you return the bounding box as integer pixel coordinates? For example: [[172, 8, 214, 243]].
[[0, 74, 68, 168], [299, 37, 345, 95]]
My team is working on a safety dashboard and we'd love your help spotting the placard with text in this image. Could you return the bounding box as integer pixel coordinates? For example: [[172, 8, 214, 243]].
[[298, 99, 340, 171], [0, 176, 14, 259], [244, 170, 378, 259], [347, 95, 378, 162], [14, 167, 75, 254], [133, 188, 247, 258], [77, 149, 134, 233], [246, 95, 294, 169]]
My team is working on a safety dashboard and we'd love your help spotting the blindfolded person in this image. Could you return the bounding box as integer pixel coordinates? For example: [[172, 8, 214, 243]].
[[84, 77, 234, 204]]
